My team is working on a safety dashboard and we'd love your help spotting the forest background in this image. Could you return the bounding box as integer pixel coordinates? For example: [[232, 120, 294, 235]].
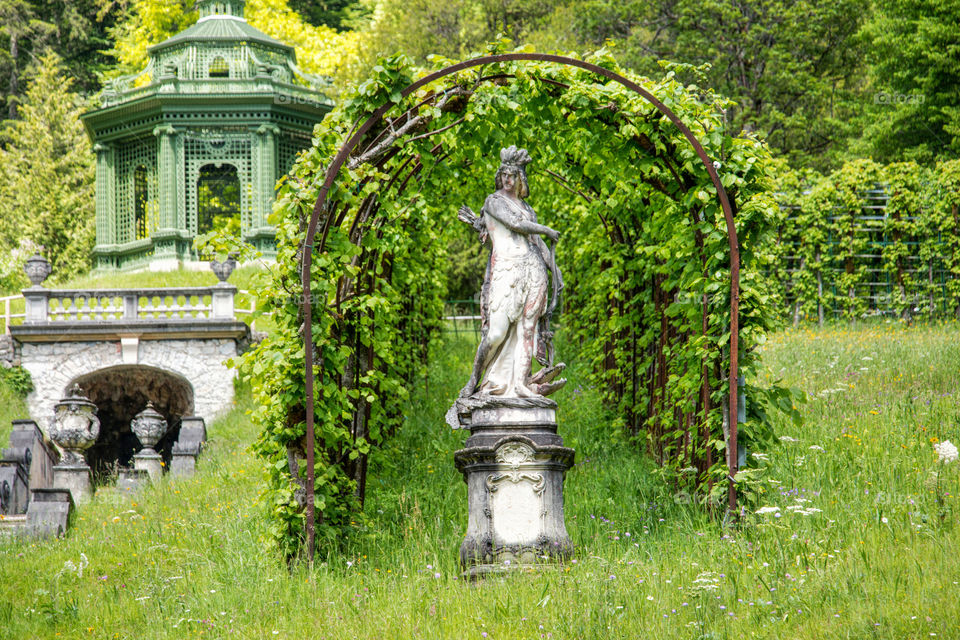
[[0, 0, 957, 282]]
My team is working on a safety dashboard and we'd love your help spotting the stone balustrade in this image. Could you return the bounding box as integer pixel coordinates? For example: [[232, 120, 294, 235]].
[[16, 253, 239, 329], [25, 285, 236, 324]]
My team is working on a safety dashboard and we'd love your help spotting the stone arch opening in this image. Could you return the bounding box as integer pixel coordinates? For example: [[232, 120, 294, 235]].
[[69, 366, 194, 481]]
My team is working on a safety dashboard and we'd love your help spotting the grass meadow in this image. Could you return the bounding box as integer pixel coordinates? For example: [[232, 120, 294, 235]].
[[1, 321, 960, 639]]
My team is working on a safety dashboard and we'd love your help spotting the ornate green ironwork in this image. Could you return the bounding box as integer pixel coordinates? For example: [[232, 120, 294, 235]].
[[82, 0, 332, 270]]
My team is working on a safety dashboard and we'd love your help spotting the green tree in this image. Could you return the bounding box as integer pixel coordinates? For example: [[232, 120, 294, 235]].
[[288, 0, 364, 29], [358, 0, 558, 65], [548, 0, 870, 169], [357, 0, 870, 169], [856, 0, 960, 162], [0, 0, 119, 119], [0, 51, 95, 279]]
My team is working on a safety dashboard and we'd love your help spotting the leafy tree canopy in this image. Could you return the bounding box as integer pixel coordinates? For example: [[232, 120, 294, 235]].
[[0, 51, 94, 279], [854, 0, 960, 162], [0, 0, 120, 118], [357, 0, 871, 170]]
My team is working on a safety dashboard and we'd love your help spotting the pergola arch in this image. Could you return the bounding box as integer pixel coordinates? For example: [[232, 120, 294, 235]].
[[299, 53, 743, 554]]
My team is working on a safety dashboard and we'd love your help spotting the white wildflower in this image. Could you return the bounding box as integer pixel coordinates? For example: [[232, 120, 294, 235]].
[[58, 552, 89, 578], [934, 440, 958, 464], [751, 452, 769, 461], [779, 436, 799, 443], [690, 572, 720, 592], [755, 506, 780, 515], [809, 445, 824, 451]]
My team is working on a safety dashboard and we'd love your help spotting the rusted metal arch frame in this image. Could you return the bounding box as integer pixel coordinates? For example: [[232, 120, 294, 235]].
[[300, 53, 742, 557]]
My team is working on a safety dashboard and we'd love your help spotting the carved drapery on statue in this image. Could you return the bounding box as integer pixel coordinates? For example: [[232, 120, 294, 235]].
[[447, 146, 566, 429]]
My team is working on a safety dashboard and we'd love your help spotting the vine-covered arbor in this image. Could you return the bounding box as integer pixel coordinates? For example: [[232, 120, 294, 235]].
[[244, 52, 786, 557], [81, 0, 332, 271]]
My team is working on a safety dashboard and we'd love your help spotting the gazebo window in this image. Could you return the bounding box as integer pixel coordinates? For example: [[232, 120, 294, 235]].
[[196, 163, 241, 235], [134, 165, 149, 240], [208, 56, 229, 78]]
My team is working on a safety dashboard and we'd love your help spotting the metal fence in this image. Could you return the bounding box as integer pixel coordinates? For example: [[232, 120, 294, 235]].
[[443, 299, 481, 338], [775, 187, 959, 320]]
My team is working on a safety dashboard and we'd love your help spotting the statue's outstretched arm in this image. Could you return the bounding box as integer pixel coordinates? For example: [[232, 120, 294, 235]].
[[483, 200, 559, 242]]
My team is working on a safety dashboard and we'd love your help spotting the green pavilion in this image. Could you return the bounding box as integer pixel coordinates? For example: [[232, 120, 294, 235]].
[[82, 0, 332, 271]]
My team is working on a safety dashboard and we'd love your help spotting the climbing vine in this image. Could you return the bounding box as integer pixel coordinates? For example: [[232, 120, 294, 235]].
[[240, 47, 788, 557]]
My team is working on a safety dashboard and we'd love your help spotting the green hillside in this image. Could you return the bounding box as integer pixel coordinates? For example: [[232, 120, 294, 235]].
[[1, 323, 959, 638]]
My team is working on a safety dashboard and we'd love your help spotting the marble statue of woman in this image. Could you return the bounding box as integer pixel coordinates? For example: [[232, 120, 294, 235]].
[[447, 146, 566, 428]]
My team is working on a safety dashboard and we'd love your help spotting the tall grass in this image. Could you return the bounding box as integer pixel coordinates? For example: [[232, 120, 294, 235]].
[[1, 322, 959, 638], [0, 370, 29, 443]]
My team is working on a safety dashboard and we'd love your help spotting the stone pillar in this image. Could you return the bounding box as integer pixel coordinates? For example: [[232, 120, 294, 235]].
[[22, 254, 51, 324], [133, 452, 163, 480], [454, 399, 574, 578], [52, 465, 93, 505], [0, 452, 30, 514], [8, 419, 57, 490], [210, 257, 237, 318]]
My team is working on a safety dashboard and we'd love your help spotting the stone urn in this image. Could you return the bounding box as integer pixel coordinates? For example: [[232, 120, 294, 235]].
[[131, 402, 167, 455], [23, 253, 51, 288], [48, 385, 100, 466], [210, 255, 237, 283], [131, 402, 168, 481]]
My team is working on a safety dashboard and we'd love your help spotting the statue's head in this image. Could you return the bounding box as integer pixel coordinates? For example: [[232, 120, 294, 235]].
[[495, 146, 531, 198]]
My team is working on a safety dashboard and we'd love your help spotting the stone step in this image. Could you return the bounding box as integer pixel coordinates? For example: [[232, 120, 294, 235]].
[[0, 513, 27, 534]]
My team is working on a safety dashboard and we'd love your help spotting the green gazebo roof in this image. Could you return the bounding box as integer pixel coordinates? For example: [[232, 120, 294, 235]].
[[149, 0, 292, 55], [82, 0, 332, 122]]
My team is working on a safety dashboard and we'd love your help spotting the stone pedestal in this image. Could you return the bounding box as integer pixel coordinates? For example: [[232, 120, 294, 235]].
[[169, 449, 197, 477], [52, 465, 93, 504], [9, 419, 57, 490], [170, 416, 206, 477], [26, 488, 74, 537], [0, 450, 30, 514], [454, 400, 574, 577], [117, 468, 150, 492], [133, 451, 163, 481]]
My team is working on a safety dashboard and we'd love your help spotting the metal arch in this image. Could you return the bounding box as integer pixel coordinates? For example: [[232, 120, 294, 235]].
[[300, 53, 742, 556]]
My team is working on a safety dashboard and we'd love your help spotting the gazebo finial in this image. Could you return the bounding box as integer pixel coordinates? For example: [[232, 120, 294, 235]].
[[196, 0, 245, 20]]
